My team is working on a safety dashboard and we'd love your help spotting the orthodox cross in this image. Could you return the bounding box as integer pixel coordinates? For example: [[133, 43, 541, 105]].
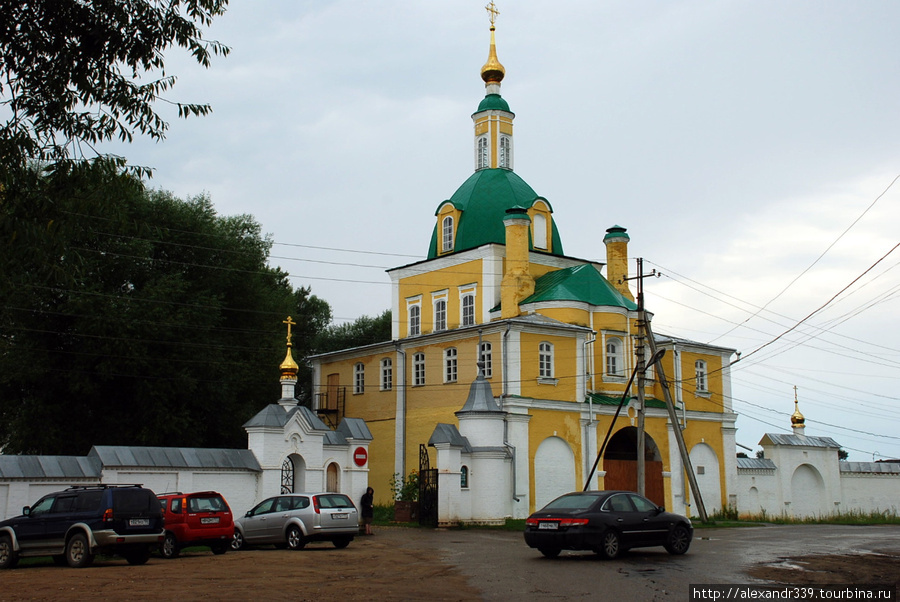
[[283, 316, 296, 346], [485, 2, 499, 26]]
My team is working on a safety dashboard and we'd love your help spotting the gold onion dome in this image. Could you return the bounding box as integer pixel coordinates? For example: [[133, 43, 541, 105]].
[[280, 346, 299, 380], [790, 388, 805, 429], [481, 25, 505, 84]]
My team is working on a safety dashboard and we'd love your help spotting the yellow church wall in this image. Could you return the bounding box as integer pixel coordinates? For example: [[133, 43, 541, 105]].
[[397, 259, 485, 337], [679, 350, 725, 414], [536, 307, 590, 327], [518, 332, 578, 401], [527, 407, 584, 504], [366, 420, 398, 505]]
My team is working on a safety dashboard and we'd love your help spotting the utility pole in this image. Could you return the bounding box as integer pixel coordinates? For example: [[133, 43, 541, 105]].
[[623, 258, 654, 496]]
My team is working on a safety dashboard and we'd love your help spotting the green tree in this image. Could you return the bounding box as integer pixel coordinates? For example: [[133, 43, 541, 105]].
[[0, 0, 229, 170], [0, 161, 331, 454], [314, 310, 393, 355]]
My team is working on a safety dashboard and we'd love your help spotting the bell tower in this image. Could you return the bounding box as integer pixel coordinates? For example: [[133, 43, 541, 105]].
[[472, 2, 514, 171]]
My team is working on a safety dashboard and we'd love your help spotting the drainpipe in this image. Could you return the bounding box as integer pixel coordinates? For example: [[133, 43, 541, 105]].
[[502, 322, 511, 401], [501, 322, 519, 502], [394, 341, 407, 479]]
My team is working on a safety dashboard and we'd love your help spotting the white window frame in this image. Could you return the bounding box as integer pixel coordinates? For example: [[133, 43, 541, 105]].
[[380, 358, 392, 391], [407, 302, 421, 337], [354, 363, 364, 395], [442, 215, 454, 252], [460, 290, 475, 326], [605, 337, 624, 377], [477, 135, 489, 169], [433, 298, 447, 332], [478, 341, 493, 378], [413, 353, 426, 387], [444, 347, 458, 383], [539, 341, 554, 379], [499, 135, 511, 169], [533, 212, 548, 249], [460, 465, 469, 489], [695, 359, 708, 392]]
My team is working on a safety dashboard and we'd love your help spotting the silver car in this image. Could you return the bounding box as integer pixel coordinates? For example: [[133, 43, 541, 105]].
[[231, 493, 358, 551]]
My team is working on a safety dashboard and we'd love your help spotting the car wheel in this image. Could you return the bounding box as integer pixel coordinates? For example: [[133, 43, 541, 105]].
[[597, 529, 621, 560], [664, 525, 691, 555], [66, 533, 94, 568], [286, 526, 306, 550], [0, 535, 18, 569], [332, 536, 351, 549], [538, 547, 561, 558], [125, 546, 151, 565], [231, 529, 245, 551], [161, 532, 180, 559], [211, 543, 228, 555]]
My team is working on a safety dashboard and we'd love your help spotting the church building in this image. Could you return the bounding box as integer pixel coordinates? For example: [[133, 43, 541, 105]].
[[309, 11, 738, 524]]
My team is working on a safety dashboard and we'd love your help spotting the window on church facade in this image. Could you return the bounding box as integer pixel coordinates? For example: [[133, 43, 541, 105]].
[[695, 360, 708, 392], [354, 363, 364, 394], [499, 136, 510, 168], [460, 465, 469, 489], [381, 358, 392, 391], [408, 303, 420, 336], [533, 213, 547, 249], [442, 216, 454, 252], [477, 136, 488, 169], [413, 353, 425, 386], [479, 341, 492, 378], [434, 299, 447, 332], [461, 293, 475, 326], [606, 337, 624, 377], [444, 347, 457, 383], [539, 342, 554, 378]]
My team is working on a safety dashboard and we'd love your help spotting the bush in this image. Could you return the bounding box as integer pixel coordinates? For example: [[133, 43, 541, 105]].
[[390, 472, 419, 502]]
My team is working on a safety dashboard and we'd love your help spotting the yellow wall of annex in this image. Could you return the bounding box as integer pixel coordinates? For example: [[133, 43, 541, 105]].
[[398, 259, 485, 337], [518, 332, 578, 401]]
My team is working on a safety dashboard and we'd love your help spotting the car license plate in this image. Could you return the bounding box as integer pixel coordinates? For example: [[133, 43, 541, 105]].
[[201, 517, 219, 524], [332, 513, 348, 519], [129, 518, 150, 527], [538, 522, 558, 530]]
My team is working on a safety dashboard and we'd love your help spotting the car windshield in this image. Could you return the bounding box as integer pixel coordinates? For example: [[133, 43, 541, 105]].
[[541, 494, 598, 511]]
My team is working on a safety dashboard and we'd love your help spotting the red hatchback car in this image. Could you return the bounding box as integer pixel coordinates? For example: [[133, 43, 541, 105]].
[[157, 491, 233, 558]]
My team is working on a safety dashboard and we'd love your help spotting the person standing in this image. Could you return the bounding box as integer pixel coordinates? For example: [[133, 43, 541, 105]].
[[360, 487, 374, 535]]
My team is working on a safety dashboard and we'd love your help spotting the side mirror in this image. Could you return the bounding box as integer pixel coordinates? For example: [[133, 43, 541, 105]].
[[657, 506, 666, 514], [23, 506, 31, 516], [245, 510, 252, 517]]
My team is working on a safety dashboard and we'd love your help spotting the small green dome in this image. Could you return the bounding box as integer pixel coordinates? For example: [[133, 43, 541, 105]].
[[475, 94, 511, 113], [427, 169, 564, 259], [603, 225, 629, 242]]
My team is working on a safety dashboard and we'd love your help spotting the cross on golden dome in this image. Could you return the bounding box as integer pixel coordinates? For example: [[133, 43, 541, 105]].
[[283, 315, 296, 347], [485, 2, 500, 26]]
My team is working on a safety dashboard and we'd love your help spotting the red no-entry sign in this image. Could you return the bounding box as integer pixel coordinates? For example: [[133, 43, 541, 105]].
[[353, 447, 368, 467]]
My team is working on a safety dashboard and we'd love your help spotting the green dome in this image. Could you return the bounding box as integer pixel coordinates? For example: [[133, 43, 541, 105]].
[[427, 169, 564, 259], [475, 94, 511, 113]]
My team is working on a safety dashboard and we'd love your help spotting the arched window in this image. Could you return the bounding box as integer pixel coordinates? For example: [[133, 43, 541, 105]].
[[354, 362, 365, 394], [434, 299, 447, 332], [444, 347, 457, 383], [533, 213, 547, 249], [280, 458, 294, 494], [606, 337, 624, 377], [461, 293, 475, 326], [499, 136, 511, 168], [539, 342, 554, 378], [413, 352, 426, 386], [479, 341, 492, 378], [477, 136, 489, 169], [381, 358, 392, 391], [442, 216, 454, 252], [408, 304, 420, 336], [460, 465, 469, 489], [695, 360, 708, 392]]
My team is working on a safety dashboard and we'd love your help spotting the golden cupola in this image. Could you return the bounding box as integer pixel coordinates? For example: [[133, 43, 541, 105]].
[[790, 387, 806, 431], [280, 316, 299, 381], [481, 24, 505, 87]]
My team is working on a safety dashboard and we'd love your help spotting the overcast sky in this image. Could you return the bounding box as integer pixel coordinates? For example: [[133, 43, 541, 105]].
[[108, 1, 900, 462]]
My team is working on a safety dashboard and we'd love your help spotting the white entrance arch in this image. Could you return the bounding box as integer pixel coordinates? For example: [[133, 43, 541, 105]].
[[790, 464, 825, 518]]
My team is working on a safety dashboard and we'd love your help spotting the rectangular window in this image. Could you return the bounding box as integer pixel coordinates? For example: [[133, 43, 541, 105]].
[[354, 363, 364, 394], [479, 342, 492, 378], [413, 353, 425, 386], [695, 360, 708, 392], [444, 347, 457, 383], [461, 293, 475, 326], [381, 358, 392, 391]]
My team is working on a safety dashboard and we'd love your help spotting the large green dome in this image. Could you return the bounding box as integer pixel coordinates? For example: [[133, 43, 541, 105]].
[[427, 169, 565, 259]]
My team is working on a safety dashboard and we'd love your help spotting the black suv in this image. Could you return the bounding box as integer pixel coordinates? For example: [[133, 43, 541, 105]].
[[0, 484, 164, 569]]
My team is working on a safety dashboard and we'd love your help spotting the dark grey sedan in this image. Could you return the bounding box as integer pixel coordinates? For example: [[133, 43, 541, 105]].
[[524, 490, 692, 559]]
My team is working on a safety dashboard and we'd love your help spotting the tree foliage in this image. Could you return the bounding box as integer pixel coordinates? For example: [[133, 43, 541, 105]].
[[314, 310, 393, 354], [0, 161, 331, 454], [0, 0, 229, 171]]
